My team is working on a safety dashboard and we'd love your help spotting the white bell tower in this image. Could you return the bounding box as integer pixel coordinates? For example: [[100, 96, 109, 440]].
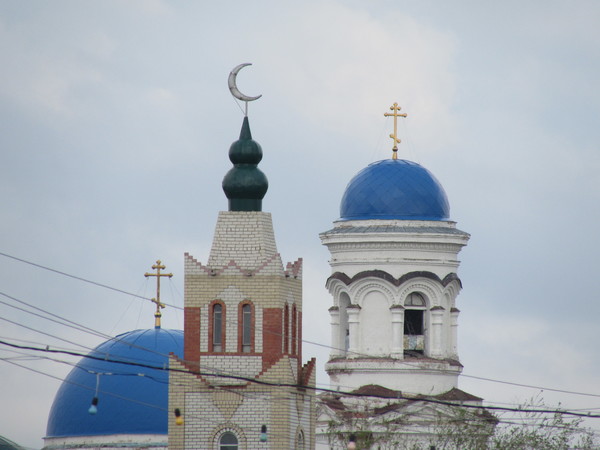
[[321, 217, 469, 395], [321, 104, 470, 396]]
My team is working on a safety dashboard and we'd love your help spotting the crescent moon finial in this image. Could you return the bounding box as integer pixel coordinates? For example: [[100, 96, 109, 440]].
[[228, 63, 262, 116]]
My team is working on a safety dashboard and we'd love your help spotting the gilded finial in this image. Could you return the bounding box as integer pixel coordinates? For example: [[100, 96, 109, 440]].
[[383, 103, 407, 160], [144, 260, 173, 329]]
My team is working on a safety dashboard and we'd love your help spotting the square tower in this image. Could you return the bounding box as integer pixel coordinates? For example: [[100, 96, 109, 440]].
[[168, 118, 315, 449]]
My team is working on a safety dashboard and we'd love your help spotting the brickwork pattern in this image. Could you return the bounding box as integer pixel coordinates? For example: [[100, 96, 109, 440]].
[[170, 211, 315, 449], [201, 355, 262, 385], [207, 211, 279, 271], [168, 355, 316, 450]]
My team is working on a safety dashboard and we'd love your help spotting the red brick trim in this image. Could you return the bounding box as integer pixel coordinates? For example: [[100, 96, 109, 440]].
[[262, 308, 282, 370], [184, 307, 201, 362]]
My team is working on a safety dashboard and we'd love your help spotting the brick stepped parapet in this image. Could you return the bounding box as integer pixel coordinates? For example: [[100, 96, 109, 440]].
[[185, 252, 302, 280]]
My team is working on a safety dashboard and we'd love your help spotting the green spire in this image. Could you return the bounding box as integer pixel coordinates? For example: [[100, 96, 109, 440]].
[[222, 117, 268, 211]]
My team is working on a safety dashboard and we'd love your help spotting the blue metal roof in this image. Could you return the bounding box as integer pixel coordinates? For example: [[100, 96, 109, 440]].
[[46, 328, 183, 438], [339, 159, 450, 221]]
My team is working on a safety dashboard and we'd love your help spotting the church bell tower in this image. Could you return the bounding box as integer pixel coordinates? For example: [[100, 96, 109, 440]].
[[320, 104, 470, 395]]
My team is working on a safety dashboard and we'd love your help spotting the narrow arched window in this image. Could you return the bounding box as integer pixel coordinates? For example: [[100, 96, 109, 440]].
[[242, 304, 252, 353], [297, 430, 305, 449], [213, 303, 223, 352], [284, 303, 290, 354], [404, 292, 426, 355], [219, 431, 238, 450], [292, 304, 298, 356]]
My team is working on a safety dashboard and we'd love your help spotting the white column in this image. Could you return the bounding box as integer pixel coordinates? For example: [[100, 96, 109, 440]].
[[328, 306, 340, 358], [430, 306, 445, 358], [390, 305, 405, 359], [346, 305, 361, 358], [450, 307, 460, 358]]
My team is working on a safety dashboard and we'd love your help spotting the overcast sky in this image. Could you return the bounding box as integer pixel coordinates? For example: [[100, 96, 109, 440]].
[[1, 1, 599, 448]]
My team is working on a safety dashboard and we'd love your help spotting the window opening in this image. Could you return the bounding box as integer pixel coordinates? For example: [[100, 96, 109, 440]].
[[297, 430, 305, 449], [404, 292, 425, 356], [406, 292, 426, 307], [284, 303, 290, 354], [292, 304, 297, 356], [219, 431, 238, 450], [405, 309, 424, 335], [242, 304, 252, 353], [213, 303, 223, 352]]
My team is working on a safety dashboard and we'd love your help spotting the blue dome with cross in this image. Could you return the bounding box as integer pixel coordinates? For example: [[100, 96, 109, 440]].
[[340, 159, 450, 221], [46, 328, 183, 438]]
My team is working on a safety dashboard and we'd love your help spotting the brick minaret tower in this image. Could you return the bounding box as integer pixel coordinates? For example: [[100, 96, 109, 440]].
[[169, 116, 315, 449]]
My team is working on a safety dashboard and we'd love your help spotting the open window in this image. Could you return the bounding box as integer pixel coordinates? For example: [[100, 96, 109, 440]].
[[339, 292, 350, 355], [404, 292, 426, 355]]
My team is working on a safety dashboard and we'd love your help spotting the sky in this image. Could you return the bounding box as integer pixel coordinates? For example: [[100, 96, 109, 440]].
[[0, 1, 599, 448]]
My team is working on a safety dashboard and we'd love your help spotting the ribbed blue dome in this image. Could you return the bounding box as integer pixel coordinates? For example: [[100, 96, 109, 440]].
[[340, 159, 449, 221], [46, 328, 183, 438]]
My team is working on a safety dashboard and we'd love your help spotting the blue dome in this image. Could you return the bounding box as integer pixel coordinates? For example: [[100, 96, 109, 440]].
[[340, 159, 450, 221], [46, 328, 183, 438]]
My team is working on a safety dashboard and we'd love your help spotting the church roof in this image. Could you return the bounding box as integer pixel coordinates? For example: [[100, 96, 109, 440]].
[[340, 159, 450, 221], [46, 328, 183, 438], [0, 436, 26, 450]]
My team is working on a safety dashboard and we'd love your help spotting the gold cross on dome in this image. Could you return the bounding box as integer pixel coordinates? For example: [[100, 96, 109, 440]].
[[383, 102, 407, 160], [144, 260, 173, 328]]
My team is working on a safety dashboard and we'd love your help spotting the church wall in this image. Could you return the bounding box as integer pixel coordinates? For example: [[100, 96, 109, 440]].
[[201, 355, 263, 383], [168, 356, 315, 449], [43, 434, 167, 450], [183, 270, 302, 370], [359, 290, 392, 355]]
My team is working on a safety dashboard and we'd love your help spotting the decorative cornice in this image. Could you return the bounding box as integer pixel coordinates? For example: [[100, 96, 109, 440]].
[[326, 242, 463, 252], [327, 270, 462, 288], [184, 252, 301, 279]]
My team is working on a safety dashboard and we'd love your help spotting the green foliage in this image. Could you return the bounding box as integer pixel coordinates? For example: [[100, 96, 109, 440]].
[[486, 397, 597, 450], [324, 396, 598, 449]]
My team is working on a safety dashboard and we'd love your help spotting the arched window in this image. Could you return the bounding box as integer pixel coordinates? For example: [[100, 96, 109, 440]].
[[212, 302, 224, 353], [241, 303, 252, 353], [405, 292, 426, 307], [296, 430, 305, 449], [291, 304, 297, 356], [404, 292, 426, 355], [339, 292, 351, 354], [219, 431, 238, 450], [284, 303, 290, 354]]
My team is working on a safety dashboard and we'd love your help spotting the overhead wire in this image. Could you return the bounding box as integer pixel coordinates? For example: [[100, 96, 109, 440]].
[[2, 339, 599, 421], [3, 250, 600, 404], [3, 342, 599, 446]]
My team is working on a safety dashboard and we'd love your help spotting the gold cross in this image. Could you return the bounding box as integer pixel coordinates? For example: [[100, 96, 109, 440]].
[[144, 260, 173, 328], [383, 102, 407, 160]]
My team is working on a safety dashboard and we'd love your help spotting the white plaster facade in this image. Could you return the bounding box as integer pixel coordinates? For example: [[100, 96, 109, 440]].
[[320, 219, 470, 395], [42, 434, 167, 450]]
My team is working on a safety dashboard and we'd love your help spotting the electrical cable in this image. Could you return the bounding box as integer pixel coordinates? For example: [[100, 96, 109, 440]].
[[1, 339, 598, 420], [3, 250, 600, 404]]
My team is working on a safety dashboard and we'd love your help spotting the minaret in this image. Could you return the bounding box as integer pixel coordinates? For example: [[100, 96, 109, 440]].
[[168, 75, 315, 449], [320, 104, 470, 395]]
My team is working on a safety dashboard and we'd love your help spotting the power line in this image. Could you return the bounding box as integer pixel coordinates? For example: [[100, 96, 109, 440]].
[[3, 250, 600, 403], [1, 339, 598, 421], [0, 251, 179, 309]]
